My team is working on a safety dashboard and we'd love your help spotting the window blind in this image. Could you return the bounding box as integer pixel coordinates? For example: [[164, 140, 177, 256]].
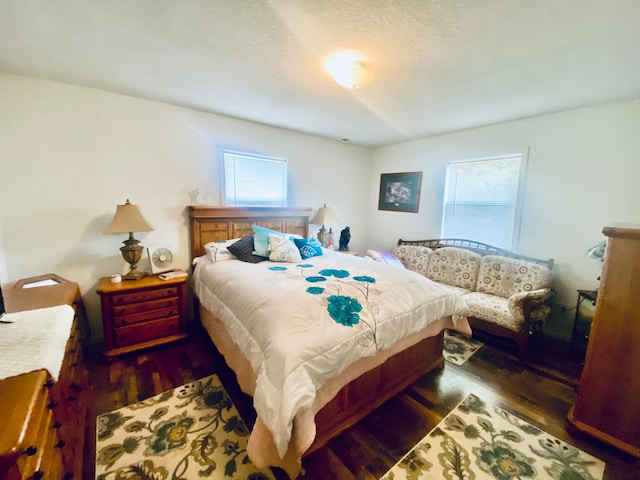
[[223, 151, 287, 206], [441, 155, 523, 249]]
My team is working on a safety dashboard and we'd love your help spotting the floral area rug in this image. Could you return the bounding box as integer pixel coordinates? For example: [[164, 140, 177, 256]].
[[443, 329, 483, 366], [381, 393, 604, 480], [95, 374, 275, 480]]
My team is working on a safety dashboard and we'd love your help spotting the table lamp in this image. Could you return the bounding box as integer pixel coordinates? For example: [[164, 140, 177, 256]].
[[311, 203, 340, 248], [104, 199, 154, 280]]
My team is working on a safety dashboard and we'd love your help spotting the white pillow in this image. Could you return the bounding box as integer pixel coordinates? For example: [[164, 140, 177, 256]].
[[268, 233, 303, 263], [204, 239, 239, 263]]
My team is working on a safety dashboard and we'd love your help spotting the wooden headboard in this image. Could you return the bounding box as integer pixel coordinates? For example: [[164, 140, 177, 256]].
[[188, 206, 312, 260]]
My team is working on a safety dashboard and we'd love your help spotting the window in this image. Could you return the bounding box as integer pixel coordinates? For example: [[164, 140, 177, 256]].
[[441, 154, 525, 249], [223, 151, 287, 206]]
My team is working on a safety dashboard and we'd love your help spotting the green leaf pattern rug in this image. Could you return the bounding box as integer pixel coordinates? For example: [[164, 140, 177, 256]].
[[382, 393, 605, 480], [443, 330, 483, 366], [95, 374, 275, 480]]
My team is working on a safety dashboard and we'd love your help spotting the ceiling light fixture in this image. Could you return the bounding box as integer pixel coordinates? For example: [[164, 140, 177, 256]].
[[324, 51, 374, 89]]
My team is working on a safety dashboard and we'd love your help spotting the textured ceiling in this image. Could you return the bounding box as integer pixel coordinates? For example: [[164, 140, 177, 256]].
[[1, 0, 639, 147]]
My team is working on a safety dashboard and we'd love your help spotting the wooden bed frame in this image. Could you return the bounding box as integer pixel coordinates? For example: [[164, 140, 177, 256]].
[[188, 206, 445, 458]]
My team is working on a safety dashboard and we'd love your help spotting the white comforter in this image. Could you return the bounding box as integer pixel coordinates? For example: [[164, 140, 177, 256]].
[[193, 250, 468, 458]]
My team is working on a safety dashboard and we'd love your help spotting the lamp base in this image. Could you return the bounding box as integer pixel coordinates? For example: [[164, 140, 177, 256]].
[[317, 226, 330, 248], [120, 235, 146, 281], [123, 268, 145, 281]]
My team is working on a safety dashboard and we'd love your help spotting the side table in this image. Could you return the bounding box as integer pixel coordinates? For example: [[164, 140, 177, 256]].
[[97, 274, 188, 360], [6, 273, 91, 341], [570, 289, 598, 356]]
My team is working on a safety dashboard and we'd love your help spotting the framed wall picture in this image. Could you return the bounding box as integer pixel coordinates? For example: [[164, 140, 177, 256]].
[[378, 171, 423, 213]]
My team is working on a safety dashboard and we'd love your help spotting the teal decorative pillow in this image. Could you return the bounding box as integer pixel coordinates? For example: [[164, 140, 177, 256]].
[[252, 224, 286, 257], [294, 237, 323, 259]]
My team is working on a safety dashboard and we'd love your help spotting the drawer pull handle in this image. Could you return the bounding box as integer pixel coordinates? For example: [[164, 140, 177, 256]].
[[71, 382, 82, 392], [69, 348, 76, 354], [31, 471, 45, 480], [48, 401, 58, 409], [64, 473, 74, 480], [45, 379, 55, 389], [53, 421, 63, 429], [25, 445, 38, 456], [67, 394, 77, 402], [55, 440, 66, 449]]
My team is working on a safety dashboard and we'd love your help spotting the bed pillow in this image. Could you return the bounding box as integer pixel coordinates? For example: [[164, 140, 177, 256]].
[[268, 233, 303, 263], [294, 237, 323, 259], [366, 250, 406, 268], [252, 224, 287, 257], [204, 238, 239, 263], [227, 235, 268, 263]]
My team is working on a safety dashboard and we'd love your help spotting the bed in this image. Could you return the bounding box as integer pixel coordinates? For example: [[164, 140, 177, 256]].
[[188, 206, 471, 478]]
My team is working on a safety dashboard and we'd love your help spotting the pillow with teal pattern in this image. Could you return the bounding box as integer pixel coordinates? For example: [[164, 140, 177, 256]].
[[268, 233, 303, 263], [252, 224, 287, 257], [294, 237, 323, 259], [204, 238, 239, 263]]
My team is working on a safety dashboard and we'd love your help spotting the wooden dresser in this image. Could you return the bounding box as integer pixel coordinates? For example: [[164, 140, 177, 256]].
[[0, 275, 89, 480], [567, 224, 640, 458], [97, 274, 188, 360]]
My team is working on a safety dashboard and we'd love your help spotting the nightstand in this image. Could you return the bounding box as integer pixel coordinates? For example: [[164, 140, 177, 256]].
[[97, 274, 188, 360], [570, 289, 598, 356]]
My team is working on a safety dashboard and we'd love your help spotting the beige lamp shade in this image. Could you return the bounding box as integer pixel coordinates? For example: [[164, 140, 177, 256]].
[[104, 199, 154, 280], [104, 199, 154, 234], [311, 203, 340, 226]]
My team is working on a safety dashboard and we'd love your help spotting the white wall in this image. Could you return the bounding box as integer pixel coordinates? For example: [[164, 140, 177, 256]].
[[3, 72, 638, 343], [0, 73, 371, 341], [367, 99, 640, 338]]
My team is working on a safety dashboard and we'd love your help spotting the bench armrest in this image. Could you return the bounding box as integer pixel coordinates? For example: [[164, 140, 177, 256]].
[[508, 288, 553, 332]]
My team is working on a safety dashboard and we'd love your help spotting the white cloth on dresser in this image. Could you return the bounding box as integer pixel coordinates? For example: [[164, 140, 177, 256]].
[[0, 304, 74, 381]]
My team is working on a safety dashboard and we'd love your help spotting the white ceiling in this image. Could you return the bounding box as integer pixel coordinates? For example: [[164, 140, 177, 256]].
[[1, 1, 639, 147]]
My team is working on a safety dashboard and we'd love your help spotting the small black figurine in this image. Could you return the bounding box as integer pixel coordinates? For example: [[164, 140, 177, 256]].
[[339, 226, 351, 251]]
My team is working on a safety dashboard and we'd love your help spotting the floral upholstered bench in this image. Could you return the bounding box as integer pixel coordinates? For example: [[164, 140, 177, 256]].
[[373, 239, 554, 361]]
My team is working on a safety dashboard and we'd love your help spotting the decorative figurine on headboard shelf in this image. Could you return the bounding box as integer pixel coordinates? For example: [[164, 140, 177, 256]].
[[327, 228, 334, 249], [339, 226, 351, 251]]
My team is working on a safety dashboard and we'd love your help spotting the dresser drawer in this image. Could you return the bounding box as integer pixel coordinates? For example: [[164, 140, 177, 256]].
[[18, 407, 53, 478], [111, 286, 179, 306], [114, 316, 180, 347], [12, 379, 55, 479]]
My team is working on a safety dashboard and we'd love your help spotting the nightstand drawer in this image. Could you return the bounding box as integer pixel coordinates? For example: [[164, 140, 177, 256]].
[[114, 316, 180, 347], [111, 286, 179, 306], [113, 298, 179, 323], [113, 306, 180, 326]]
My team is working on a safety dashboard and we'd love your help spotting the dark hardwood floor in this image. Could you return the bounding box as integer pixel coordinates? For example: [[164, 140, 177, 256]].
[[83, 324, 640, 479]]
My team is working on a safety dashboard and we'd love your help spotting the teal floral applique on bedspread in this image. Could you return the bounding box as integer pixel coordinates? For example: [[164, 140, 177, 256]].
[[268, 263, 381, 347]]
